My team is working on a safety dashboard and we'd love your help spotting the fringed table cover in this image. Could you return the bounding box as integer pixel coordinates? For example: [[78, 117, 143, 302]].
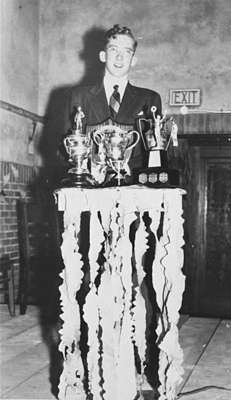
[[54, 185, 186, 400]]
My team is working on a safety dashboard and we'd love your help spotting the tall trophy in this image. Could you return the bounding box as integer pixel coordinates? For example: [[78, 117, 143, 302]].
[[136, 106, 179, 187], [92, 125, 140, 186], [61, 107, 92, 187]]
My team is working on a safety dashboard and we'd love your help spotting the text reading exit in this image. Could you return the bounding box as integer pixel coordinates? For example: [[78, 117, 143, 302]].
[[169, 89, 201, 106]]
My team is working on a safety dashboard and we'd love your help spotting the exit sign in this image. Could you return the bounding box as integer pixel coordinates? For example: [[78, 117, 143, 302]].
[[169, 89, 201, 106]]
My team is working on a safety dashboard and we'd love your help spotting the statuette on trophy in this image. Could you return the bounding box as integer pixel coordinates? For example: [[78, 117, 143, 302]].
[[62, 106, 92, 187], [75, 106, 85, 131], [136, 106, 179, 187]]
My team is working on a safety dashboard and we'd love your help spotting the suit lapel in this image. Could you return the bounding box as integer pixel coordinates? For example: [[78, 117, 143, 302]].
[[117, 83, 138, 122], [87, 83, 110, 123]]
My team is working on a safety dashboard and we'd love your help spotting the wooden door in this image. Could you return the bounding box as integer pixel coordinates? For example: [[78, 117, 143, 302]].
[[185, 145, 231, 317]]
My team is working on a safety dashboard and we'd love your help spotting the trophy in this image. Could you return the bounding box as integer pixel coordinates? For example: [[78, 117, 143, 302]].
[[136, 106, 179, 187], [62, 107, 92, 187], [92, 125, 140, 186]]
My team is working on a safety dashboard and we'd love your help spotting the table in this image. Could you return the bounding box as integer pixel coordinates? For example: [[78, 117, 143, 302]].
[[54, 185, 186, 400]]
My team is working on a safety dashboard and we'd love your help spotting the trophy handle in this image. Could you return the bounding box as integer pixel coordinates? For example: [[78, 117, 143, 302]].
[[92, 130, 105, 147], [138, 118, 155, 150], [138, 118, 148, 131], [63, 137, 71, 156], [126, 130, 140, 151], [138, 118, 149, 134], [123, 130, 140, 175]]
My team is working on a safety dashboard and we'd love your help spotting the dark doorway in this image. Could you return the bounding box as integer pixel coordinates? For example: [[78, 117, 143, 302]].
[[184, 143, 231, 318]]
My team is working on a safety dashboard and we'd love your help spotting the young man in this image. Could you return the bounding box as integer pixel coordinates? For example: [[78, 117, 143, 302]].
[[68, 24, 162, 171], [65, 24, 161, 390], [59, 25, 161, 396]]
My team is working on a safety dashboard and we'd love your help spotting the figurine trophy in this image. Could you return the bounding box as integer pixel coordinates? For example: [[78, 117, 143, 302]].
[[92, 125, 140, 186], [62, 107, 92, 187], [136, 106, 179, 187]]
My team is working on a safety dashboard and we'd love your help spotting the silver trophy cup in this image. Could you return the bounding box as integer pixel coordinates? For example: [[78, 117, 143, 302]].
[[92, 125, 139, 186]]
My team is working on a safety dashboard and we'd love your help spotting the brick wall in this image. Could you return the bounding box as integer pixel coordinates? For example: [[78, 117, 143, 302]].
[[0, 161, 36, 302]]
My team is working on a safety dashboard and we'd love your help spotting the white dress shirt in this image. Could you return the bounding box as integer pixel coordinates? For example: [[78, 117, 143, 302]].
[[103, 72, 128, 105]]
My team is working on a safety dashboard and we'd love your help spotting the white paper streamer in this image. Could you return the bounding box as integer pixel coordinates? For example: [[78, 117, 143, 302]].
[[150, 191, 185, 400], [116, 210, 138, 400], [83, 207, 105, 399], [133, 213, 149, 392], [58, 213, 85, 399]]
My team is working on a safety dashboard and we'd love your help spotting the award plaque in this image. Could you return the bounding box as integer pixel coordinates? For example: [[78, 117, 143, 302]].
[[135, 106, 179, 187]]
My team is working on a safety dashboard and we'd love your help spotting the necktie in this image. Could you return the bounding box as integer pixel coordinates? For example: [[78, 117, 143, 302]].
[[109, 85, 120, 120]]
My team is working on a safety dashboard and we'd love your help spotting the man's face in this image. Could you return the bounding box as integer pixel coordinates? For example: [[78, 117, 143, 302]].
[[100, 34, 136, 78]]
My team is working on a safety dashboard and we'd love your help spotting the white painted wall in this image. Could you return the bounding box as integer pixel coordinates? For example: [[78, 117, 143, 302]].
[[0, 0, 39, 164]]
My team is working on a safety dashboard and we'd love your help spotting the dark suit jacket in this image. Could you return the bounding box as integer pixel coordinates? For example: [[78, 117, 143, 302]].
[[67, 81, 162, 170]]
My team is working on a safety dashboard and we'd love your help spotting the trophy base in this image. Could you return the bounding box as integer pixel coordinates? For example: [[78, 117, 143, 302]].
[[133, 167, 179, 188], [104, 170, 134, 187], [59, 173, 93, 188]]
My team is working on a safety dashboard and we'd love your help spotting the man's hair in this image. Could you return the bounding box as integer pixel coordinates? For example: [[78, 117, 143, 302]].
[[104, 24, 138, 52]]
